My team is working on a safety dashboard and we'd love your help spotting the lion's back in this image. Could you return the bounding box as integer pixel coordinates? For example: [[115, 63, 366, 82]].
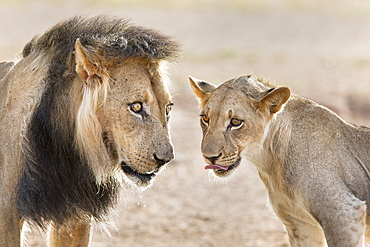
[[0, 62, 13, 78], [282, 97, 370, 203], [0, 61, 14, 117]]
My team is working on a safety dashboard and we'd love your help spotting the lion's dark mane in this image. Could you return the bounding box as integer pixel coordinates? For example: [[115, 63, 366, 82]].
[[17, 15, 180, 228], [22, 15, 180, 63]]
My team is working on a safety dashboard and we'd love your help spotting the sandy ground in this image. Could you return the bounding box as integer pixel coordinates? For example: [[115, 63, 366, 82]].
[[2, 1, 370, 246]]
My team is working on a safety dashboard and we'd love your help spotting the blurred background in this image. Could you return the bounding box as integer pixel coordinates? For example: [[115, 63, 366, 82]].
[[2, 0, 370, 246]]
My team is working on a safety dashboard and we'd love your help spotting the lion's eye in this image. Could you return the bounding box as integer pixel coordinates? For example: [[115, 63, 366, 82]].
[[166, 103, 174, 115], [130, 102, 142, 113], [201, 115, 210, 125], [230, 118, 243, 128]]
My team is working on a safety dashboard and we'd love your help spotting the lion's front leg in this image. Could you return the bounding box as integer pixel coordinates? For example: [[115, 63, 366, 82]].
[[0, 197, 23, 247], [281, 216, 326, 247], [365, 217, 370, 245], [48, 218, 92, 247], [312, 194, 367, 247]]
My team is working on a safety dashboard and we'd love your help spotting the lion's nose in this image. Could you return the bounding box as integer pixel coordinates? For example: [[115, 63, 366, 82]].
[[203, 153, 221, 164], [153, 151, 174, 167]]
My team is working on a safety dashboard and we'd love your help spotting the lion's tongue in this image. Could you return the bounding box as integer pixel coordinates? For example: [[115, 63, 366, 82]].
[[204, 164, 228, 170]]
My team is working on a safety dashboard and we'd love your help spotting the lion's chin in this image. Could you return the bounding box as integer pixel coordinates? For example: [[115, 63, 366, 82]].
[[206, 157, 241, 178], [121, 162, 156, 188]]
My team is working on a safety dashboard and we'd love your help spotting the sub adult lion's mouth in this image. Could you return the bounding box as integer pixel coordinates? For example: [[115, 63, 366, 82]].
[[121, 162, 156, 184], [204, 157, 241, 172]]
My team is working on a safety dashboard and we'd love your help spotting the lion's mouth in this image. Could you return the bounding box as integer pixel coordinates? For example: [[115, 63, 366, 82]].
[[121, 162, 156, 184], [204, 157, 241, 174]]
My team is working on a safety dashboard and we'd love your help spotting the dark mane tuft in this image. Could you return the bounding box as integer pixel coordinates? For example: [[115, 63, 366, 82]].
[[22, 15, 181, 65]]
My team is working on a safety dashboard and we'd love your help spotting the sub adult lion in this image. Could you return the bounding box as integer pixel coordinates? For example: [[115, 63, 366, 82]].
[[0, 15, 180, 246], [189, 75, 370, 247]]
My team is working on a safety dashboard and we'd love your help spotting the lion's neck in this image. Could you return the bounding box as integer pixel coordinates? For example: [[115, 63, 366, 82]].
[[244, 109, 292, 176]]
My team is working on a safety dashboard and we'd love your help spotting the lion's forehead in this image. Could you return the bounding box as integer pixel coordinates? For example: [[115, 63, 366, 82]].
[[220, 76, 271, 97], [204, 89, 252, 118], [108, 63, 170, 108]]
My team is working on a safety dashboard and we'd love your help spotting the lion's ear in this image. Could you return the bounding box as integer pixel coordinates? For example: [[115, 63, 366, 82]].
[[74, 39, 101, 86], [257, 87, 291, 114], [189, 76, 216, 106]]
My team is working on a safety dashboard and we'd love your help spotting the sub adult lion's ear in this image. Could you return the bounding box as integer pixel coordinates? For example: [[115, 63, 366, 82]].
[[74, 38, 101, 86], [189, 76, 217, 108], [257, 87, 291, 114], [189, 76, 217, 106], [188, 76, 216, 98]]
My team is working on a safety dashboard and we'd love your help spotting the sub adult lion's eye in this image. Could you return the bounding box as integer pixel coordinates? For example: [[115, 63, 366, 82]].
[[201, 115, 210, 125], [166, 103, 174, 115], [230, 118, 243, 128], [130, 102, 142, 113]]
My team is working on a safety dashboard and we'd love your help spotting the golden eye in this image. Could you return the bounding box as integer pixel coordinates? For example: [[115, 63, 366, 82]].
[[166, 103, 173, 115], [230, 118, 243, 128], [201, 115, 210, 125], [130, 102, 142, 113]]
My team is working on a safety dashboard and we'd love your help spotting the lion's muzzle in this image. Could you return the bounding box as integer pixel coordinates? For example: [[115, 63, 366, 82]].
[[204, 157, 241, 177], [120, 148, 174, 187], [121, 161, 157, 185]]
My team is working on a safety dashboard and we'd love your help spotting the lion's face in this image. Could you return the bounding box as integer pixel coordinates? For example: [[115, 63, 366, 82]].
[[75, 40, 174, 187], [74, 40, 175, 188], [102, 63, 174, 187], [189, 75, 290, 177]]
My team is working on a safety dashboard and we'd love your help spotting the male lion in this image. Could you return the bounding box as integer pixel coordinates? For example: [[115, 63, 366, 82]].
[[189, 75, 370, 247], [0, 15, 180, 246]]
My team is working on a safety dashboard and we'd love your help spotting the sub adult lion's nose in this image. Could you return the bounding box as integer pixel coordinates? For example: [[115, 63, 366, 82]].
[[203, 153, 221, 164]]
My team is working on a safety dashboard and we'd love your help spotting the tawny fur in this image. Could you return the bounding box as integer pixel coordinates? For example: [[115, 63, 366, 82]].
[[190, 75, 370, 247], [0, 15, 179, 247]]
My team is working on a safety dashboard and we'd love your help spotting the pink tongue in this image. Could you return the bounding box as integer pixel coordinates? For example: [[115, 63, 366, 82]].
[[204, 164, 228, 170]]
